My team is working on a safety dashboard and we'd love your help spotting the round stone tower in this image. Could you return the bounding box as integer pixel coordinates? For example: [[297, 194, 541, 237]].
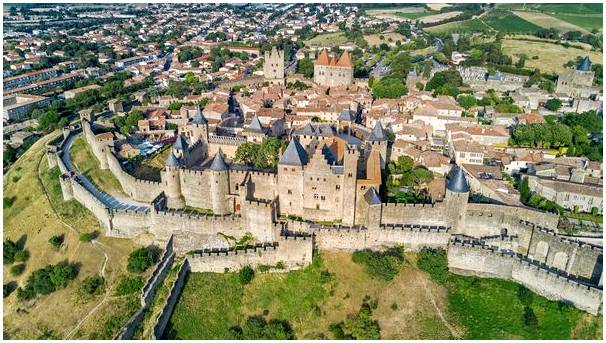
[[162, 151, 184, 208], [208, 149, 230, 215], [445, 165, 470, 234]]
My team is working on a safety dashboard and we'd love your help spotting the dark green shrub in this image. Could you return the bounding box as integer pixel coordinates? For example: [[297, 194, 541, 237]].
[[4, 282, 17, 298], [229, 315, 295, 339], [14, 250, 28, 263], [319, 270, 333, 284], [127, 247, 159, 273], [3, 240, 19, 264], [351, 246, 405, 281], [10, 263, 26, 276], [79, 231, 98, 242], [417, 248, 450, 284], [48, 234, 64, 249], [116, 276, 143, 296], [3, 196, 16, 209], [81, 275, 105, 295], [523, 306, 538, 328], [17, 285, 36, 301], [238, 265, 255, 285]]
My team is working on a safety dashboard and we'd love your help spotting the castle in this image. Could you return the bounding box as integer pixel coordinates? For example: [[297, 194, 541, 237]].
[[263, 47, 285, 86], [47, 110, 604, 315], [556, 56, 598, 99], [313, 49, 354, 88]]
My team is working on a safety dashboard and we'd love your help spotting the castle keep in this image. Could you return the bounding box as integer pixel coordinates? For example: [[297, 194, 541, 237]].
[[556, 56, 598, 99], [263, 47, 285, 86], [47, 111, 604, 315], [313, 49, 354, 88]]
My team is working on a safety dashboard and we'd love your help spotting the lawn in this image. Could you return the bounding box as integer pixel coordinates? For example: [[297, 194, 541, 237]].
[[166, 252, 455, 339], [425, 18, 493, 34], [481, 9, 544, 34], [395, 8, 438, 21], [69, 135, 126, 196], [364, 32, 407, 47], [304, 32, 350, 48], [502, 39, 603, 74], [3, 132, 139, 339], [512, 10, 590, 34], [165, 250, 601, 340]]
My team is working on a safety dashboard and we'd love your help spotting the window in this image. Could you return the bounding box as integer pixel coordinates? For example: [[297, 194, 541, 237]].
[[336, 185, 340, 190], [287, 189, 292, 194], [321, 196, 325, 200]]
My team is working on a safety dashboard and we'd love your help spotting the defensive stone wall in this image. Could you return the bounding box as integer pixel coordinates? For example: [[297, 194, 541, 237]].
[[109, 208, 152, 238], [152, 259, 191, 339], [448, 238, 603, 315], [117, 237, 175, 339], [150, 209, 243, 240], [187, 236, 313, 272], [380, 202, 447, 226], [375, 224, 451, 251], [70, 175, 113, 230], [105, 151, 162, 202], [313, 226, 370, 251]]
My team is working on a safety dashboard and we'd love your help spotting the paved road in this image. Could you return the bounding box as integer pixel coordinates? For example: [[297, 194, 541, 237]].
[[61, 133, 149, 212]]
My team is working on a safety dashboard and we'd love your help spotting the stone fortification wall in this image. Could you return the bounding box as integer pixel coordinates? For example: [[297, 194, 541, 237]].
[[109, 208, 152, 238], [70, 175, 113, 230], [178, 169, 212, 209], [230, 169, 278, 201], [241, 199, 277, 242], [527, 227, 602, 282], [187, 236, 313, 272], [208, 135, 246, 158], [448, 238, 602, 315], [117, 237, 175, 339], [380, 202, 447, 226], [149, 209, 243, 240], [105, 151, 162, 202], [466, 203, 559, 231], [152, 259, 191, 340], [82, 119, 109, 169], [375, 224, 451, 251], [313, 226, 371, 251]]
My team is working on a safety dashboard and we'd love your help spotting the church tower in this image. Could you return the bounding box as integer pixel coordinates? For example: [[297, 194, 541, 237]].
[[444, 165, 469, 234], [263, 47, 285, 86]]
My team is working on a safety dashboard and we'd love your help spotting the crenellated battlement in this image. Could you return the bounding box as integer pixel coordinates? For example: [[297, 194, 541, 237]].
[[190, 242, 279, 257], [383, 202, 438, 208], [208, 134, 246, 146], [155, 208, 241, 221], [230, 168, 277, 178], [381, 223, 450, 233]]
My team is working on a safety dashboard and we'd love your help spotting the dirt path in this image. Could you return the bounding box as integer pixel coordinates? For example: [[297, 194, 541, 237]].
[[35, 149, 114, 340], [423, 280, 462, 339]]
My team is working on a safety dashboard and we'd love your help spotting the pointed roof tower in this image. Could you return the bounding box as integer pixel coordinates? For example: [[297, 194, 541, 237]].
[[447, 165, 469, 193], [368, 121, 387, 141], [192, 105, 208, 124], [279, 138, 308, 166], [174, 134, 189, 150], [209, 149, 228, 171], [577, 56, 591, 72], [316, 49, 330, 66], [249, 115, 264, 132], [165, 151, 180, 167], [336, 50, 353, 68], [364, 187, 382, 205]]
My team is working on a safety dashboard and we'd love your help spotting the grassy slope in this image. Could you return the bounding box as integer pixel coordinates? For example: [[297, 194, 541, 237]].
[[304, 32, 350, 47], [166, 251, 602, 340], [167, 252, 455, 339], [69, 135, 126, 196], [425, 18, 492, 34], [3, 132, 140, 339], [482, 9, 543, 34]]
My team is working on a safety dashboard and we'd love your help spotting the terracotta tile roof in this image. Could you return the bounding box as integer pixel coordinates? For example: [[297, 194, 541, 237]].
[[316, 49, 330, 66], [336, 50, 353, 68]]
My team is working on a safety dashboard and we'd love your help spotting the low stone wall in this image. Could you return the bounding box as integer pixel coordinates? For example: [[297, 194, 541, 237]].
[[152, 259, 191, 339], [116, 237, 175, 340], [447, 238, 603, 315], [187, 236, 313, 272]]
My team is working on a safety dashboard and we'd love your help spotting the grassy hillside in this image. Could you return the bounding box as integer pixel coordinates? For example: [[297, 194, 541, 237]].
[[481, 9, 543, 34], [165, 251, 601, 340], [3, 132, 142, 339], [303, 32, 349, 47]]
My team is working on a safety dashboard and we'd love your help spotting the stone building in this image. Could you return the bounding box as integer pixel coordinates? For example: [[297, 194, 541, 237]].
[[527, 175, 603, 214], [263, 47, 285, 86], [556, 56, 598, 99], [313, 49, 354, 88]]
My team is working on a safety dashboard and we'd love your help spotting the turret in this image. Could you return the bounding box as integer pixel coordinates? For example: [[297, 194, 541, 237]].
[[277, 138, 308, 216], [189, 105, 209, 144], [172, 134, 190, 165], [367, 121, 388, 169], [208, 149, 231, 215], [162, 151, 184, 208], [342, 144, 359, 226], [445, 165, 469, 234]]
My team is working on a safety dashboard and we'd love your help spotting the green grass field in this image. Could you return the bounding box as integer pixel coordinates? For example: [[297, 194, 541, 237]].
[[499, 3, 602, 32], [396, 8, 438, 20], [425, 18, 493, 34], [303, 32, 350, 47], [550, 13, 603, 32], [165, 251, 602, 340], [481, 9, 544, 34]]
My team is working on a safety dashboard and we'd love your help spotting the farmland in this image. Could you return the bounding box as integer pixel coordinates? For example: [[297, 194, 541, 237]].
[[303, 32, 349, 47], [512, 10, 590, 34]]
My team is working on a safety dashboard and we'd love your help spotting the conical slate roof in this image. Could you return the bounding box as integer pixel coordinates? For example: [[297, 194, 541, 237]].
[[165, 151, 180, 167], [577, 56, 591, 72], [249, 115, 264, 132], [338, 109, 355, 122], [447, 165, 469, 193], [321, 144, 336, 164], [192, 105, 207, 124], [364, 187, 382, 205], [174, 134, 189, 150], [209, 149, 228, 171], [368, 121, 387, 141], [279, 138, 308, 166]]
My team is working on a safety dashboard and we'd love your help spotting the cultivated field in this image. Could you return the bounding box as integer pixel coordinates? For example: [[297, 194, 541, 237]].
[[419, 11, 462, 24], [304, 32, 349, 47], [3, 133, 141, 339], [502, 39, 603, 74], [425, 19, 492, 34], [427, 3, 451, 11], [512, 10, 590, 34], [364, 32, 407, 47]]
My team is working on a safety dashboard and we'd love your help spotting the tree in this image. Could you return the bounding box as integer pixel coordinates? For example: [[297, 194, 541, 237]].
[[48, 235, 64, 249], [342, 302, 381, 339], [296, 57, 314, 78], [425, 70, 463, 96], [50, 264, 77, 289], [238, 265, 255, 285], [457, 94, 477, 109], [127, 247, 158, 273], [3, 240, 19, 264], [10, 264, 25, 276], [388, 52, 412, 80], [545, 98, 562, 111], [79, 231, 98, 242], [539, 80, 555, 93], [229, 315, 295, 339], [372, 77, 408, 99], [81, 275, 105, 295]]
